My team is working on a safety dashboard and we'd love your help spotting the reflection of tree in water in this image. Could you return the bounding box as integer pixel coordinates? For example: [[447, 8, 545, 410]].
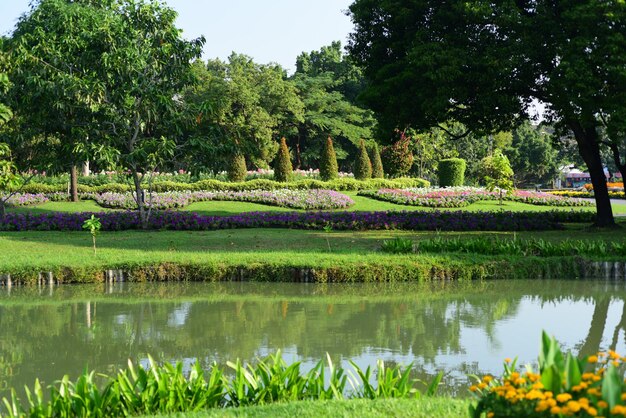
[[1, 281, 626, 397]]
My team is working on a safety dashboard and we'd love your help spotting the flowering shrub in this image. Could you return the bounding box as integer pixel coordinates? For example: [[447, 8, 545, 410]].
[[1, 193, 49, 207], [90, 190, 354, 210], [0, 210, 593, 232], [584, 182, 624, 191], [470, 332, 626, 418], [359, 187, 593, 208]]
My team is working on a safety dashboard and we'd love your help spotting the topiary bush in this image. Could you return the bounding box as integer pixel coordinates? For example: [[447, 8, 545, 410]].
[[273, 137, 293, 182], [438, 158, 466, 187], [369, 142, 384, 179], [354, 139, 372, 180], [228, 154, 247, 183], [319, 136, 339, 181]]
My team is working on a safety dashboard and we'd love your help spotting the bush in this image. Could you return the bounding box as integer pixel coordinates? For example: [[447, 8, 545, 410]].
[[369, 142, 384, 179], [273, 137, 293, 182], [320, 136, 339, 181], [381, 133, 414, 178], [438, 158, 466, 187], [354, 139, 373, 180], [228, 154, 247, 182]]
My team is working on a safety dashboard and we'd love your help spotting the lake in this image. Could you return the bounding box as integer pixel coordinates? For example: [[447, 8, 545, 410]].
[[0, 280, 624, 397]]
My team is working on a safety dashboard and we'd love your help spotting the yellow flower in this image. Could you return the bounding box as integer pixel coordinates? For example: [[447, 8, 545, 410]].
[[487, 413, 494, 418], [598, 400, 608, 408], [504, 357, 512, 363], [556, 393, 572, 403], [469, 385, 478, 392], [482, 375, 493, 383], [587, 406, 598, 416], [550, 406, 561, 414], [588, 355, 599, 363], [567, 400, 582, 413]]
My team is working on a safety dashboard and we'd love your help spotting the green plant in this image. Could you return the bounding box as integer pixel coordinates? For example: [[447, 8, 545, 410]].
[[438, 158, 466, 187], [481, 150, 514, 205], [469, 331, 625, 418], [354, 139, 373, 180], [1, 351, 444, 417], [381, 131, 414, 178], [82, 215, 101, 256], [369, 142, 385, 179], [320, 136, 339, 181], [273, 137, 293, 182], [228, 154, 247, 182], [381, 237, 414, 254]]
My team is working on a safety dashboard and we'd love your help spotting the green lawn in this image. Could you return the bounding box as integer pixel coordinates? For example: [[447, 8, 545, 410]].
[[7, 191, 626, 215], [143, 399, 470, 418]]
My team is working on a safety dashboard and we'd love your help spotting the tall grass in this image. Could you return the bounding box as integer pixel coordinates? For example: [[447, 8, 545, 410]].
[[2, 352, 442, 417], [380, 236, 626, 258]]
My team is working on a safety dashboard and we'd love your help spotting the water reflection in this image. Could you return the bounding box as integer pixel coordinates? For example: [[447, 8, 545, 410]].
[[0, 280, 625, 396]]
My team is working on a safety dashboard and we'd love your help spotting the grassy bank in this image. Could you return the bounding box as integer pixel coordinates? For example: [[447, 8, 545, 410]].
[[0, 224, 624, 283], [143, 399, 470, 418]]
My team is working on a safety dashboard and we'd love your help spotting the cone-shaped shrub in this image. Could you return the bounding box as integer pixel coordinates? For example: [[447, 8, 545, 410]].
[[369, 142, 384, 178], [354, 140, 372, 180], [274, 137, 293, 182], [320, 136, 339, 181], [228, 153, 247, 182], [438, 158, 466, 187], [381, 133, 414, 178]]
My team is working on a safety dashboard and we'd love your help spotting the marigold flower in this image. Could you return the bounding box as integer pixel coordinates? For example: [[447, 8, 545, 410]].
[[597, 400, 608, 408], [556, 393, 572, 403], [588, 355, 599, 363]]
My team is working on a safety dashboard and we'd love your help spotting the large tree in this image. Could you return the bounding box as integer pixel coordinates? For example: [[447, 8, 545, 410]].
[[348, 0, 626, 227], [8, 0, 114, 201]]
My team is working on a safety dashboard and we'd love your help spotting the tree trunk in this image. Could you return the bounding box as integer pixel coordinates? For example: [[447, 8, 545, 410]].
[[569, 121, 615, 227], [607, 142, 626, 197], [70, 164, 79, 202], [131, 169, 148, 229]]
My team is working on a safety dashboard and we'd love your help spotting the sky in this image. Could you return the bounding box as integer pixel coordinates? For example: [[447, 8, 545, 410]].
[[0, 0, 355, 74]]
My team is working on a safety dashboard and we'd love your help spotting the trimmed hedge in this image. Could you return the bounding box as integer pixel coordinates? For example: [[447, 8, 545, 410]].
[[273, 137, 293, 182], [20, 177, 430, 194], [370, 142, 385, 179], [228, 154, 247, 182], [320, 137, 339, 181], [438, 158, 466, 187], [354, 140, 372, 180]]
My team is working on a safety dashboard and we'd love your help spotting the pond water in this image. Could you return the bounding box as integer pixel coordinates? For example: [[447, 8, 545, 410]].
[[0, 280, 625, 397]]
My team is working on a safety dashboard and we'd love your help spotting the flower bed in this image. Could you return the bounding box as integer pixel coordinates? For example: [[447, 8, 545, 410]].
[[90, 190, 355, 210], [471, 332, 626, 418], [359, 187, 593, 208], [0, 210, 594, 232], [549, 190, 626, 199], [1, 193, 49, 207]]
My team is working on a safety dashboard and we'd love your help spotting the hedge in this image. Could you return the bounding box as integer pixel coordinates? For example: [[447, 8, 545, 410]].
[[438, 158, 466, 187]]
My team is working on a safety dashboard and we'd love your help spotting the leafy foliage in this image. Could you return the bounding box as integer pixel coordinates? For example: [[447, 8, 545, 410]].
[[437, 158, 466, 187], [481, 151, 514, 205], [228, 154, 247, 183], [2, 351, 442, 417], [354, 140, 372, 180], [380, 237, 414, 254], [320, 137, 339, 181], [369, 142, 384, 178], [273, 137, 293, 182], [381, 132, 414, 178]]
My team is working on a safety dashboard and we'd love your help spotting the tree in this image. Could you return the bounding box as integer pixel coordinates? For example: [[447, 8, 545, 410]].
[[481, 150, 514, 205], [381, 131, 414, 178], [0, 143, 20, 218], [354, 139, 372, 180], [369, 142, 384, 178], [348, 1, 626, 227], [185, 55, 303, 171], [505, 123, 559, 188], [273, 137, 293, 182], [320, 136, 338, 181], [93, 0, 204, 228], [228, 154, 247, 182], [8, 0, 113, 202]]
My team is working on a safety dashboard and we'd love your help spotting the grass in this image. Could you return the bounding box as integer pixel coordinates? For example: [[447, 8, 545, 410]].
[[0, 222, 624, 283], [8, 191, 626, 216], [143, 399, 471, 418]]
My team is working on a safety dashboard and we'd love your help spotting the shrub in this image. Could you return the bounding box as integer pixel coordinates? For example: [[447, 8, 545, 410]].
[[320, 136, 339, 181], [381, 133, 414, 178], [438, 158, 466, 187], [354, 140, 372, 180], [380, 237, 414, 254], [369, 142, 384, 179], [228, 154, 247, 182], [273, 137, 293, 182]]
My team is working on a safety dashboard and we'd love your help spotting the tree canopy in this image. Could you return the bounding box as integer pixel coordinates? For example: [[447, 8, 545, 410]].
[[348, 0, 626, 226]]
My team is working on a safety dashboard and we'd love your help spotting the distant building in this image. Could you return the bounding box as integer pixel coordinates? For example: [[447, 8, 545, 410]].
[[561, 167, 622, 188]]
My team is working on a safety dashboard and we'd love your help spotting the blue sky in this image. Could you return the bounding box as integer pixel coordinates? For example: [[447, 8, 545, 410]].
[[0, 0, 354, 73]]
